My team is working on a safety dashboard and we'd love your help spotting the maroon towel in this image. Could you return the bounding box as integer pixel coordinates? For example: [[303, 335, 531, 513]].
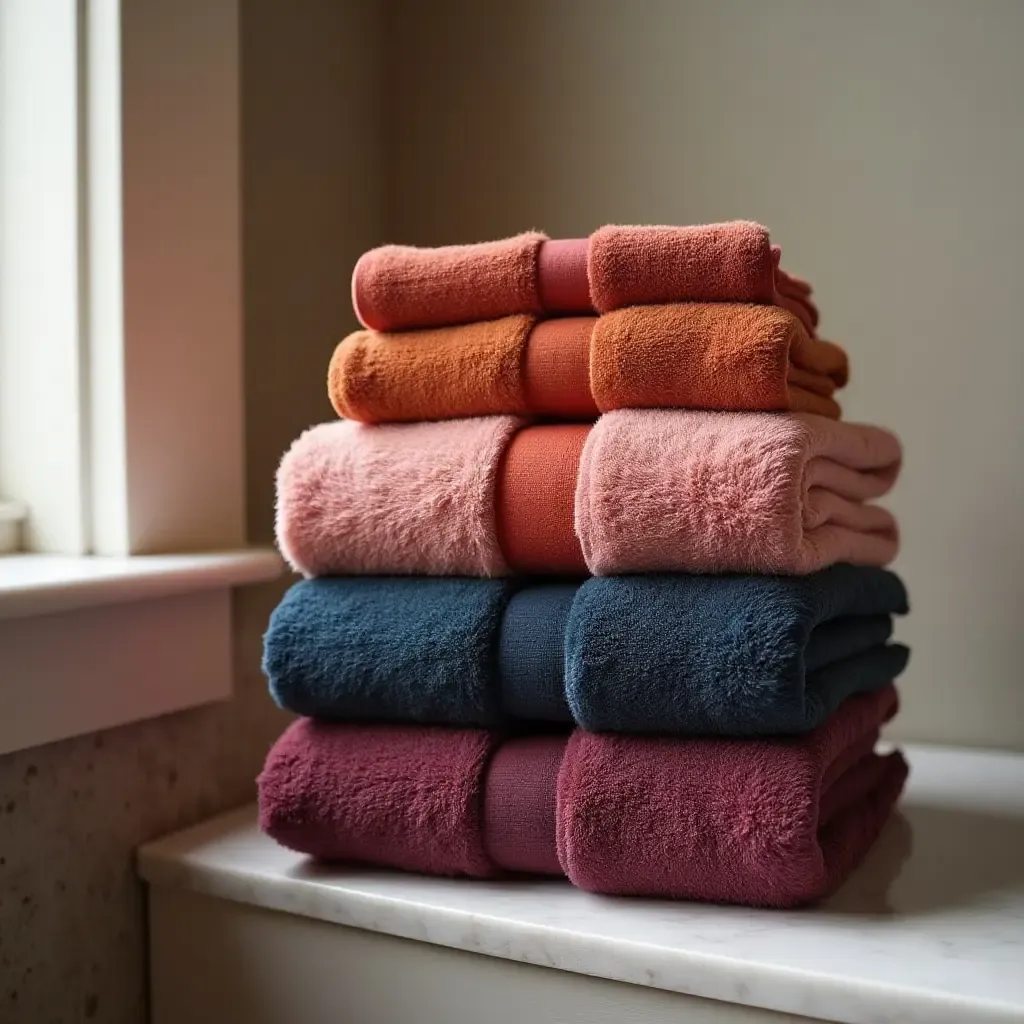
[[258, 687, 905, 908]]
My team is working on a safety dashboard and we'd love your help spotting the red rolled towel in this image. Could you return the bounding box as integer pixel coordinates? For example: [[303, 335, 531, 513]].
[[352, 222, 818, 334], [258, 686, 906, 908], [352, 232, 547, 335]]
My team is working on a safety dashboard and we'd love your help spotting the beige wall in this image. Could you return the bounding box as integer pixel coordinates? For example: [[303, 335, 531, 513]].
[[0, 3, 382, 1021], [386, 0, 1024, 751]]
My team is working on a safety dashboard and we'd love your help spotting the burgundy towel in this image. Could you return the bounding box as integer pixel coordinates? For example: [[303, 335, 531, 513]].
[[484, 737, 565, 875], [257, 721, 496, 876], [258, 686, 905, 908], [352, 222, 818, 334]]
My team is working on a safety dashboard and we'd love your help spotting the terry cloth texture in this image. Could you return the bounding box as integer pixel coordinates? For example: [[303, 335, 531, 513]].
[[557, 685, 905, 906], [275, 416, 524, 578], [276, 413, 900, 578], [587, 224, 817, 334], [352, 231, 547, 333], [263, 568, 909, 734], [589, 304, 844, 417], [577, 410, 901, 575], [258, 685, 905, 907], [351, 222, 817, 333], [258, 720, 497, 877], [328, 305, 846, 425]]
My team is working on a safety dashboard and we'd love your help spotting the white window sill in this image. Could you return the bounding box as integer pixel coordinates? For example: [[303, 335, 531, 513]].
[[0, 548, 284, 618], [0, 547, 285, 756]]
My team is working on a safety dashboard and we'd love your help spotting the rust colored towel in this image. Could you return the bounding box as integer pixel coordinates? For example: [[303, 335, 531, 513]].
[[495, 424, 590, 575], [329, 315, 598, 423], [258, 685, 906, 908], [276, 412, 900, 578], [352, 222, 817, 333], [329, 305, 846, 424], [352, 231, 547, 333], [591, 305, 843, 417]]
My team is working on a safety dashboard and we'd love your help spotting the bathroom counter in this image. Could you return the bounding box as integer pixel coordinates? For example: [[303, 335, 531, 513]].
[[139, 743, 1024, 1024]]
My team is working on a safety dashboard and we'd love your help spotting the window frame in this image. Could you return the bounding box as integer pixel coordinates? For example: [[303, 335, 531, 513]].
[[0, 0, 281, 756]]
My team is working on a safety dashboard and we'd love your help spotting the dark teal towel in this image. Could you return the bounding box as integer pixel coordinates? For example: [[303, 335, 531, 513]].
[[264, 566, 909, 735]]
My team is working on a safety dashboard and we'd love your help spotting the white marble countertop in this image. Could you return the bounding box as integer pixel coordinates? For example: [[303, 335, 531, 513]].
[[138, 743, 1024, 1024]]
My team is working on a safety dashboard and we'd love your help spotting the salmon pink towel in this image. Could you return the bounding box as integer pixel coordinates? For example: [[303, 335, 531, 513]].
[[276, 412, 900, 578], [258, 686, 906, 908], [577, 410, 900, 575], [329, 305, 847, 424], [353, 222, 818, 334]]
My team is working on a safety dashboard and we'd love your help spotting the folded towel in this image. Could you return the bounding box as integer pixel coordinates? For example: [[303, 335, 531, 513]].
[[560, 685, 905, 905], [544, 236, 819, 334], [276, 412, 900, 577], [276, 415, 523, 578], [353, 222, 817, 334], [587, 225, 817, 333], [329, 305, 847, 424], [578, 409, 901, 575], [265, 567, 910, 735], [258, 685, 906, 907], [352, 231, 547, 334]]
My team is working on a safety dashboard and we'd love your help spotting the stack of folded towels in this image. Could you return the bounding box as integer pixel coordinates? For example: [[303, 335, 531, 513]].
[[259, 222, 910, 908]]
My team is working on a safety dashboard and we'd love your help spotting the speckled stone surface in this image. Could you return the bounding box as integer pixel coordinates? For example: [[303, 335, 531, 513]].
[[0, 582, 291, 1024]]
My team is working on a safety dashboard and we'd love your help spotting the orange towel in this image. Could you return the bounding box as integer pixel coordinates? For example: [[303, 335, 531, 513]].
[[328, 305, 847, 424], [592, 305, 846, 418]]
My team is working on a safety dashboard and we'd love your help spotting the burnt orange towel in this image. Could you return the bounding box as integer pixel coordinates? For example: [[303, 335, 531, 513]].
[[593, 305, 846, 418], [328, 305, 847, 423]]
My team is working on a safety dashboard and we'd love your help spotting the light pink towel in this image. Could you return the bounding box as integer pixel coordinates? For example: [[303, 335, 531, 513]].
[[276, 416, 523, 578], [276, 413, 900, 578], [578, 410, 900, 575]]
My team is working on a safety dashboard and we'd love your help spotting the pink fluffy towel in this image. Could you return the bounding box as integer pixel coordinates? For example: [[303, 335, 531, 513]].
[[275, 412, 900, 578], [258, 686, 906, 908], [577, 410, 900, 575], [352, 222, 818, 335]]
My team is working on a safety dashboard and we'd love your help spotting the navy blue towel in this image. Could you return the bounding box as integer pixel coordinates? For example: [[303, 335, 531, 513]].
[[264, 566, 909, 735]]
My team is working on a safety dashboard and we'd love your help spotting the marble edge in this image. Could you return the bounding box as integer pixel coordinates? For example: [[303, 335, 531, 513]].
[[137, 822, 1019, 1024]]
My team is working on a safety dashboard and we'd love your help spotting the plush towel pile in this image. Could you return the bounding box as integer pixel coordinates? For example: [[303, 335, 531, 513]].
[[259, 220, 909, 909]]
